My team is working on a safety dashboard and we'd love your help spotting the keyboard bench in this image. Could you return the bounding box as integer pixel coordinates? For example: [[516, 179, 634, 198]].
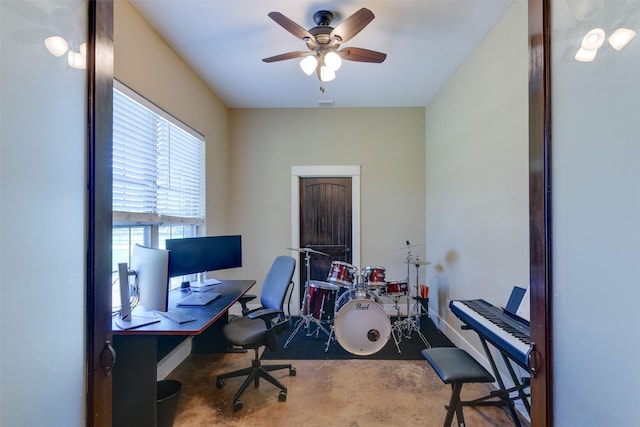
[[422, 347, 495, 427]]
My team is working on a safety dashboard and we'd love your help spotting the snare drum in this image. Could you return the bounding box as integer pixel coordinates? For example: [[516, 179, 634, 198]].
[[380, 280, 409, 297], [326, 261, 358, 287], [362, 265, 386, 287], [302, 281, 340, 321], [333, 289, 390, 355]]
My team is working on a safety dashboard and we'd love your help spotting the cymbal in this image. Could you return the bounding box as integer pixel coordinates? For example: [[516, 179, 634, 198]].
[[394, 243, 424, 250], [405, 259, 431, 265], [287, 247, 329, 256]]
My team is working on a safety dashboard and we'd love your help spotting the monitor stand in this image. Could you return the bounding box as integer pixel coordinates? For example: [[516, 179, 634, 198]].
[[115, 316, 159, 330], [116, 262, 160, 330]]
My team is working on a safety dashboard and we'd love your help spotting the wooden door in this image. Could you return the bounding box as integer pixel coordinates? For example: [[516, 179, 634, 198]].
[[299, 177, 352, 303]]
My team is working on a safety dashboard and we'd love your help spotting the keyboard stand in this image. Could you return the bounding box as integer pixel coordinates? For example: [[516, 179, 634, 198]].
[[459, 329, 531, 426]]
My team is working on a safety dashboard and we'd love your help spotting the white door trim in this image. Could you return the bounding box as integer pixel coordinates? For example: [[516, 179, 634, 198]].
[[290, 165, 361, 314]]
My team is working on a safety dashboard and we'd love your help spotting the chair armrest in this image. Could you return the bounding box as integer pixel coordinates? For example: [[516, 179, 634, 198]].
[[239, 294, 257, 315], [246, 308, 283, 328]]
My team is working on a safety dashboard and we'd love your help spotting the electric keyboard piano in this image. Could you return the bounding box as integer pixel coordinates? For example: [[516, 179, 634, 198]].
[[449, 298, 533, 424], [449, 299, 532, 369]]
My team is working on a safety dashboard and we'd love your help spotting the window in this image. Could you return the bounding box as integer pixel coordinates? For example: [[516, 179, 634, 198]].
[[112, 81, 205, 286]]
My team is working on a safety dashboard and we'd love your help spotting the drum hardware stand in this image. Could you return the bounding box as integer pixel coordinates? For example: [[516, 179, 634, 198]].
[[390, 249, 432, 349], [284, 247, 332, 348], [389, 294, 406, 354]]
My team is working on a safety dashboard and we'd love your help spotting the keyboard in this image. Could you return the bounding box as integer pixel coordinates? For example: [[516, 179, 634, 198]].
[[177, 292, 221, 306], [157, 309, 196, 324], [449, 299, 532, 369]]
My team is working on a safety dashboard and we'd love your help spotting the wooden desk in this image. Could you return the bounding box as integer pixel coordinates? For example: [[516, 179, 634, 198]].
[[112, 280, 255, 427]]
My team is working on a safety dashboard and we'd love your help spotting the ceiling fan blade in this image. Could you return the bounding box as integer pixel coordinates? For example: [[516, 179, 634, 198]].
[[330, 8, 374, 43], [338, 47, 387, 63], [268, 11, 314, 41], [262, 51, 308, 63]]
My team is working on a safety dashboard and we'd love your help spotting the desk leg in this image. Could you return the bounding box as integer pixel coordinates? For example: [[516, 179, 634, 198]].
[[113, 335, 157, 427]]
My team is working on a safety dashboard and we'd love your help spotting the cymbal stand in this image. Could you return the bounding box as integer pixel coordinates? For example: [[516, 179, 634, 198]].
[[411, 262, 429, 319], [389, 294, 405, 354], [284, 250, 331, 348], [392, 246, 431, 349]]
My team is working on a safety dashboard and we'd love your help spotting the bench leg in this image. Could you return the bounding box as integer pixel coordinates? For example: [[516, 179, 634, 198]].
[[444, 382, 466, 427]]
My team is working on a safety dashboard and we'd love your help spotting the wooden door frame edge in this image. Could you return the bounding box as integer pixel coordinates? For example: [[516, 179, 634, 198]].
[[528, 0, 553, 424]]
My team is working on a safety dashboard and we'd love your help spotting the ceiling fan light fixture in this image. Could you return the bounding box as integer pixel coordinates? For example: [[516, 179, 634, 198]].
[[581, 28, 605, 50], [300, 55, 318, 75], [609, 28, 636, 51], [324, 51, 342, 71], [44, 36, 69, 57], [575, 46, 598, 62], [319, 66, 335, 82]]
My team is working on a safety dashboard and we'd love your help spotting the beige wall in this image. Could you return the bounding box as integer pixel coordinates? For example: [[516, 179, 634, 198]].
[[114, 1, 230, 235], [228, 108, 425, 303], [425, 0, 529, 358]]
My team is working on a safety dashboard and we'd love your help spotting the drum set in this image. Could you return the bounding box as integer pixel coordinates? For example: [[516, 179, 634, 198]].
[[284, 244, 432, 356]]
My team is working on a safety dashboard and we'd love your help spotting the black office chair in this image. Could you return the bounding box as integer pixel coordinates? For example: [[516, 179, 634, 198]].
[[215, 255, 296, 411]]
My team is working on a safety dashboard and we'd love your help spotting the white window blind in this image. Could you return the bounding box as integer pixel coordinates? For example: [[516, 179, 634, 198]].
[[113, 82, 204, 225]]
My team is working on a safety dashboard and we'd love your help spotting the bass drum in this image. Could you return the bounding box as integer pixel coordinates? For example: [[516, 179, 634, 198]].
[[333, 289, 390, 356]]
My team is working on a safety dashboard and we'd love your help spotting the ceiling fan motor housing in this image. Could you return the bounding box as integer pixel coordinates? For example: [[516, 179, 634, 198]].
[[313, 10, 334, 26]]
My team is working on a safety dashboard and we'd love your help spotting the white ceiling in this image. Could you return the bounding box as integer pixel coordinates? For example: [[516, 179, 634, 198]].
[[129, 0, 514, 109]]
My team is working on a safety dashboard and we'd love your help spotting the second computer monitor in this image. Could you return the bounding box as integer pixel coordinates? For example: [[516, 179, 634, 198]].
[[166, 235, 242, 278], [131, 244, 170, 312]]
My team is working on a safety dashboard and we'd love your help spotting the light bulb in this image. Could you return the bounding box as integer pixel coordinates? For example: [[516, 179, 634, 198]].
[[300, 56, 317, 75], [324, 51, 342, 71], [609, 28, 636, 51], [319, 66, 335, 82], [581, 28, 605, 50], [575, 47, 597, 62], [68, 50, 86, 69], [44, 36, 69, 57]]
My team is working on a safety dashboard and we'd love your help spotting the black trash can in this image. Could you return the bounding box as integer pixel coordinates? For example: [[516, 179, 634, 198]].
[[157, 380, 181, 427]]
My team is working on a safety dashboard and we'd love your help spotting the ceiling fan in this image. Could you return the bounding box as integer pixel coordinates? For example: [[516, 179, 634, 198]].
[[262, 8, 387, 88]]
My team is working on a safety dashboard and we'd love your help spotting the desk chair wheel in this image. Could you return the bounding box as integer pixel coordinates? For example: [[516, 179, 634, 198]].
[[233, 400, 243, 411], [216, 379, 225, 389], [290, 367, 296, 376], [278, 391, 287, 402]]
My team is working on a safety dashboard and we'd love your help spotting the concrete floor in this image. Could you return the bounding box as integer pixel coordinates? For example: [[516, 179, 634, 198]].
[[167, 350, 530, 427]]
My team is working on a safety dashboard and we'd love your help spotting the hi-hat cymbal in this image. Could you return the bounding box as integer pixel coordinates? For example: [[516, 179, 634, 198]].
[[405, 259, 431, 265], [287, 247, 329, 256]]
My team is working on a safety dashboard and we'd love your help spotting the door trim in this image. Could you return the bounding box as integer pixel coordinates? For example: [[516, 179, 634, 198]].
[[291, 165, 361, 314]]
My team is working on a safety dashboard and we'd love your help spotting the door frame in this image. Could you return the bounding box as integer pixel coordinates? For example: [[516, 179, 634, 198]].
[[87, 1, 114, 426], [290, 165, 361, 314]]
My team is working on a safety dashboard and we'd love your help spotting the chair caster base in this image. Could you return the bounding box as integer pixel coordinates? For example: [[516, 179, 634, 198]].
[[278, 391, 287, 402], [233, 400, 243, 411], [216, 379, 225, 389], [290, 367, 296, 376]]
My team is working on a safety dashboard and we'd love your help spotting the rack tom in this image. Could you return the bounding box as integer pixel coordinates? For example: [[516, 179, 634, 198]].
[[362, 265, 386, 287], [326, 261, 358, 287]]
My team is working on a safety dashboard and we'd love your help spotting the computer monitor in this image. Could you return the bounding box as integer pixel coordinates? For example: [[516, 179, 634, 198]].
[[115, 262, 160, 329], [166, 235, 242, 278], [131, 244, 170, 312]]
